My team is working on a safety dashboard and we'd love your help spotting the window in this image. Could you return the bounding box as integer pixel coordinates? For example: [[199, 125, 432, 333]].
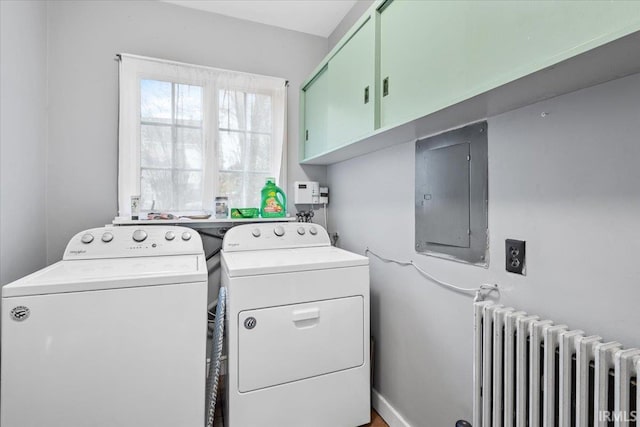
[[218, 89, 274, 208], [117, 54, 287, 216], [140, 80, 204, 211]]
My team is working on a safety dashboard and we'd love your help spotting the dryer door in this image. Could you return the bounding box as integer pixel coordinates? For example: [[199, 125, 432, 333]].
[[237, 295, 364, 392]]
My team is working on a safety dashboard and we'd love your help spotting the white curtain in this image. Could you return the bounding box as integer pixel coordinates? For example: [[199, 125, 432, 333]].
[[117, 54, 287, 216]]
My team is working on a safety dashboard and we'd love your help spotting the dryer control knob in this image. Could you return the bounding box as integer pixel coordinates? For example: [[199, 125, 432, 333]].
[[81, 233, 94, 244], [132, 229, 147, 242], [165, 231, 175, 241], [309, 226, 318, 236], [274, 226, 285, 237], [297, 227, 306, 235], [182, 231, 192, 241], [252, 228, 261, 238], [101, 232, 114, 243]]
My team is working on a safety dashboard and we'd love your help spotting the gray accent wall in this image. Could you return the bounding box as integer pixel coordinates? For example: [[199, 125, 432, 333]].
[[0, 1, 48, 285], [328, 0, 375, 50], [327, 73, 640, 426], [45, 0, 328, 262]]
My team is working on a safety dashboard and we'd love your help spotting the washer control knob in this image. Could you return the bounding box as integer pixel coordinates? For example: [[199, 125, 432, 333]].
[[182, 231, 192, 241], [81, 233, 94, 244], [252, 228, 261, 238], [101, 232, 114, 243], [274, 226, 285, 237], [132, 229, 147, 242], [309, 226, 318, 236], [297, 227, 306, 235], [165, 231, 175, 241]]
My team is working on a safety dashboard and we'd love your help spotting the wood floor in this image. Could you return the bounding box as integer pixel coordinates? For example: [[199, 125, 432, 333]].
[[214, 400, 388, 426], [215, 408, 388, 426], [363, 409, 389, 427]]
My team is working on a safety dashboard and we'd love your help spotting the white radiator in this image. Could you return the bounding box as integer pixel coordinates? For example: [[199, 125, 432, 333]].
[[474, 302, 639, 427]]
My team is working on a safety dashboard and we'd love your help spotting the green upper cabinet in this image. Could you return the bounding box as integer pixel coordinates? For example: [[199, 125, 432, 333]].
[[300, 0, 640, 164], [302, 66, 329, 159], [327, 17, 376, 150], [379, 0, 640, 129]]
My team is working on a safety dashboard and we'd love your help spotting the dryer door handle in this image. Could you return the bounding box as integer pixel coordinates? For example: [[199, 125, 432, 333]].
[[292, 308, 320, 323]]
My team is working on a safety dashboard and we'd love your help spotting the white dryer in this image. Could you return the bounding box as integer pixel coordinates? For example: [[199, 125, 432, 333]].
[[221, 222, 370, 427], [1, 226, 208, 427]]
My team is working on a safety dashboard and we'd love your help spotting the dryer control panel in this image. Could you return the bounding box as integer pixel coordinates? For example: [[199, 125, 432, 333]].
[[63, 226, 204, 260], [222, 223, 331, 252]]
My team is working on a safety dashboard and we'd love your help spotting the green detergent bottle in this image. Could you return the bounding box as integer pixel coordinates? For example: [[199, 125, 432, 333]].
[[260, 177, 286, 218]]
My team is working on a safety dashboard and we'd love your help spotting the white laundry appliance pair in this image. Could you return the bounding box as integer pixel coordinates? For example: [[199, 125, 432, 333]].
[[221, 222, 371, 427], [1, 226, 208, 427], [1, 222, 370, 427]]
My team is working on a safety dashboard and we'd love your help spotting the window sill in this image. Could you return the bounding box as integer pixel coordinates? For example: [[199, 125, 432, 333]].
[[112, 216, 296, 229]]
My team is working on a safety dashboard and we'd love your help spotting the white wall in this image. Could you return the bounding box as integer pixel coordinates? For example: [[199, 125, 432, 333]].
[[327, 73, 640, 426], [45, 0, 328, 262], [0, 1, 48, 285], [328, 0, 375, 50]]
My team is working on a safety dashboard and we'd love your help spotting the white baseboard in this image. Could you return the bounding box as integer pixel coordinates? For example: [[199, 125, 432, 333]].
[[371, 388, 412, 427]]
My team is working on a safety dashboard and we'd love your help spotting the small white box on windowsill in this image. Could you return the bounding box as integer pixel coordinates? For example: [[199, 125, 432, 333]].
[[294, 181, 320, 204]]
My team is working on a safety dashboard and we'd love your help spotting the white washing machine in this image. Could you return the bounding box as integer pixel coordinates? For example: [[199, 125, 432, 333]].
[[1, 226, 208, 427], [221, 222, 370, 427]]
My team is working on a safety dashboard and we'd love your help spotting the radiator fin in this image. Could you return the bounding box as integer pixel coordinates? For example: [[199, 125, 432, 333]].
[[473, 302, 639, 427]]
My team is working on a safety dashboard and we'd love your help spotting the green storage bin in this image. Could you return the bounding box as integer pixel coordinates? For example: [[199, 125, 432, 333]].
[[230, 208, 259, 219]]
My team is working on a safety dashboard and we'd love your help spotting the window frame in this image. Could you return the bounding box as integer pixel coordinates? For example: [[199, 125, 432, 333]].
[[117, 54, 287, 217], [137, 75, 213, 212]]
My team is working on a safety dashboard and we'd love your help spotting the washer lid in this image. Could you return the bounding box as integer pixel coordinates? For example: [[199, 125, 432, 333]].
[[2, 255, 206, 297], [222, 246, 368, 277]]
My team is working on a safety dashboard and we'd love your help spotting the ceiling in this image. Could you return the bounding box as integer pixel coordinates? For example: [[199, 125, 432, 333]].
[[162, 0, 358, 38]]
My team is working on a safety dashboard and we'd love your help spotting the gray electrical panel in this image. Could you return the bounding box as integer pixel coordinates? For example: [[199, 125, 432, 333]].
[[415, 121, 488, 265]]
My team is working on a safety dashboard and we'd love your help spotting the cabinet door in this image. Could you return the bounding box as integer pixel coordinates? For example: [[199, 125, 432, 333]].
[[379, 0, 640, 129], [302, 66, 329, 159], [327, 17, 375, 150]]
